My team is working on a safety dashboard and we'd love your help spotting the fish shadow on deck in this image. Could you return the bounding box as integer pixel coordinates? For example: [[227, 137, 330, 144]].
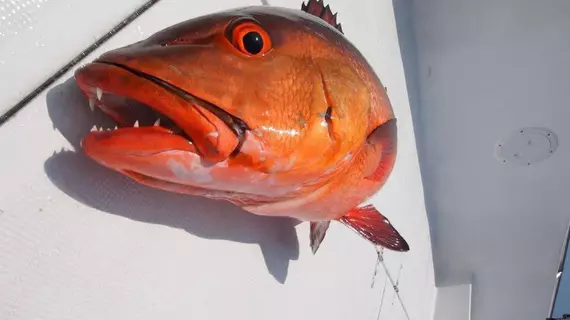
[[43, 77, 300, 284]]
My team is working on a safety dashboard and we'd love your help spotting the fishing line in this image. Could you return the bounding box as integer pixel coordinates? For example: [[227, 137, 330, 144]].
[[376, 274, 388, 320], [371, 247, 384, 288], [389, 264, 403, 308], [375, 247, 412, 320], [0, 0, 162, 126]]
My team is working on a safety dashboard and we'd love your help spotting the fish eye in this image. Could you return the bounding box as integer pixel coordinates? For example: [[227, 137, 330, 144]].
[[228, 20, 272, 56], [242, 31, 263, 55]]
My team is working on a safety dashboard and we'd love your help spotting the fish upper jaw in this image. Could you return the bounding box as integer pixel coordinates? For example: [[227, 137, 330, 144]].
[[74, 60, 249, 163]]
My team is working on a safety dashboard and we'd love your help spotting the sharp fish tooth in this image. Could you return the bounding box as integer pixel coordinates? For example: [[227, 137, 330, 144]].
[[90, 125, 97, 132], [114, 125, 118, 130], [96, 87, 103, 101], [133, 120, 139, 127], [88, 98, 96, 112], [154, 118, 160, 126]]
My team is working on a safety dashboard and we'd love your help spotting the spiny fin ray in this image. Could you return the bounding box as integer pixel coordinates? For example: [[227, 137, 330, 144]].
[[301, 0, 344, 34]]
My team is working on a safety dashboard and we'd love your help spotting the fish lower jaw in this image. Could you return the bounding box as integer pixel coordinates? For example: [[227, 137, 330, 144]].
[[83, 86, 190, 139]]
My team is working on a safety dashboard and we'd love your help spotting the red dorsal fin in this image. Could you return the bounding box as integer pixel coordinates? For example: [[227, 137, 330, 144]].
[[301, 0, 344, 34], [338, 205, 409, 252], [309, 221, 331, 254]]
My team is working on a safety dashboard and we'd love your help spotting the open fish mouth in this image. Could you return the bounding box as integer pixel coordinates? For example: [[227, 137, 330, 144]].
[[84, 81, 189, 139], [75, 60, 249, 159]]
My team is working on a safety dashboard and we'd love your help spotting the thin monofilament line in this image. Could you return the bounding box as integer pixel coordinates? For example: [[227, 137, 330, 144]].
[[376, 249, 411, 320], [371, 248, 383, 288], [390, 264, 403, 307], [376, 274, 388, 320]]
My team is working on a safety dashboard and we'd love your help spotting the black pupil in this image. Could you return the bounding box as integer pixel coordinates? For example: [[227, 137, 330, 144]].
[[242, 31, 264, 55]]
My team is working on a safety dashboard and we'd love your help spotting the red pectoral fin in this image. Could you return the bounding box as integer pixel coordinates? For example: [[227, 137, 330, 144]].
[[338, 205, 409, 252], [310, 221, 331, 254], [364, 118, 397, 183]]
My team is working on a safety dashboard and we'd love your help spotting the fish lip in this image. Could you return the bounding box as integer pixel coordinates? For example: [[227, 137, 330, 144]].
[[93, 59, 250, 156]]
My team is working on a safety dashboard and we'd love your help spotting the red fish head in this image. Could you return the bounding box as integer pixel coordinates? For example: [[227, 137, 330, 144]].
[[75, 5, 395, 220]]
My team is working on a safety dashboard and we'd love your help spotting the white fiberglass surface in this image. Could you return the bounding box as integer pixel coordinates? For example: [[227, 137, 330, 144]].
[[0, 0, 435, 319], [0, 0, 152, 116]]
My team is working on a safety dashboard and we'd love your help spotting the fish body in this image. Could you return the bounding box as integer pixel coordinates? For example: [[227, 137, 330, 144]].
[[75, 0, 409, 253]]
